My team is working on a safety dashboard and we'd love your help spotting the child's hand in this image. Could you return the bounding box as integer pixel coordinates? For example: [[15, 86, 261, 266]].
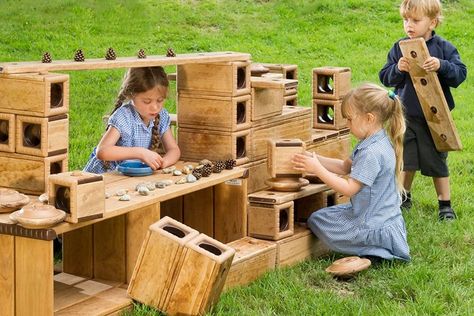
[[139, 148, 164, 170], [397, 57, 410, 73], [292, 152, 324, 175], [423, 57, 440, 72]]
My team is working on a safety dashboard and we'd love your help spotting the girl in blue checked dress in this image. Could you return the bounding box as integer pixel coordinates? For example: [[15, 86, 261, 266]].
[[84, 67, 180, 173], [292, 83, 410, 262]]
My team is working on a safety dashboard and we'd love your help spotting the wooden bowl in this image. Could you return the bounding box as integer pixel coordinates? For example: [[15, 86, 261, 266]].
[[325, 256, 371, 277], [265, 177, 309, 192], [9, 202, 66, 229], [0, 188, 30, 213]]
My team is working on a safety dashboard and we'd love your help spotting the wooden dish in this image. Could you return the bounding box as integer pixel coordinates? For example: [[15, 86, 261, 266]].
[[9, 202, 66, 229], [0, 188, 30, 213], [265, 177, 309, 192], [325, 256, 371, 277]]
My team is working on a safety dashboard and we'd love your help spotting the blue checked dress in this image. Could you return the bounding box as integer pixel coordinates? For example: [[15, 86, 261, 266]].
[[308, 129, 410, 261], [83, 102, 171, 174]]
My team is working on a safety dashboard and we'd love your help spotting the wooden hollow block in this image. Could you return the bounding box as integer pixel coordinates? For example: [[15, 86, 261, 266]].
[[0, 152, 67, 194], [165, 233, 235, 316], [275, 224, 330, 267], [177, 61, 251, 97], [294, 188, 337, 223], [251, 77, 298, 121], [224, 237, 276, 290], [248, 201, 294, 241], [312, 66, 351, 100], [178, 128, 250, 165], [284, 93, 297, 106], [183, 187, 214, 237], [267, 138, 305, 178], [399, 38, 462, 151], [15, 114, 68, 157], [0, 113, 15, 152], [48, 171, 105, 223], [127, 217, 199, 312], [260, 63, 298, 80], [307, 131, 350, 161], [177, 93, 251, 132], [0, 73, 69, 117], [312, 99, 347, 130], [239, 159, 269, 194]]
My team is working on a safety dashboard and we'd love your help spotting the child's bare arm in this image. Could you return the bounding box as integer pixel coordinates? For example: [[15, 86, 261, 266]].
[[160, 129, 181, 168], [313, 153, 351, 175]]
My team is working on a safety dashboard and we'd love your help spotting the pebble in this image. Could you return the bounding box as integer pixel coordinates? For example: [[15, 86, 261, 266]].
[[186, 174, 197, 183], [138, 186, 151, 196], [162, 166, 176, 174], [175, 177, 187, 184], [115, 189, 128, 196], [173, 170, 182, 176], [119, 194, 131, 201]]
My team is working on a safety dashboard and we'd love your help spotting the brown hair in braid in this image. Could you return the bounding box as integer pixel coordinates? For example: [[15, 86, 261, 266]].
[[110, 67, 169, 151], [342, 83, 406, 193]]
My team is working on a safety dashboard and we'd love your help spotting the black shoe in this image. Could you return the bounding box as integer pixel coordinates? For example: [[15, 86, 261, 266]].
[[401, 198, 412, 211], [438, 206, 457, 221]]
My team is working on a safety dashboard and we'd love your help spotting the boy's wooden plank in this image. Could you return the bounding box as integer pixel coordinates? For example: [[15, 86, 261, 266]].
[[399, 38, 462, 151], [0, 235, 15, 316], [0, 52, 251, 74]]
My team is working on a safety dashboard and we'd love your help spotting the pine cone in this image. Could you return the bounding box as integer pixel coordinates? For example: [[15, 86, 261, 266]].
[[74, 49, 85, 62], [166, 47, 176, 57], [137, 49, 146, 59], [105, 47, 117, 60], [192, 169, 202, 180], [213, 160, 225, 173], [201, 164, 212, 177], [225, 158, 236, 170], [41, 52, 52, 63]]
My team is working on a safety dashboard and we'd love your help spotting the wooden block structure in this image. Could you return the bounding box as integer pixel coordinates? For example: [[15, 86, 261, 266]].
[[240, 159, 269, 194], [267, 138, 305, 178], [260, 63, 298, 80], [127, 217, 199, 312], [312, 99, 347, 130], [399, 37, 462, 151], [248, 201, 294, 240], [0, 112, 15, 152], [294, 189, 337, 223], [48, 171, 105, 223]]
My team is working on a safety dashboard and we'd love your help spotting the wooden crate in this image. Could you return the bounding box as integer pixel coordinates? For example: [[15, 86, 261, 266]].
[[399, 38, 462, 151], [183, 187, 214, 237], [15, 114, 68, 157], [239, 159, 269, 194], [312, 66, 351, 100], [177, 61, 251, 97], [275, 224, 330, 267], [267, 138, 305, 178], [178, 128, 250, 165], [294, 189, 337, 223], [0, 112, 15, 152], [312, 99, 347, 130], [248, 201, 294, 241], [48, 171, 105, 223], [165, 233, 235, 316], [260, 63, 298, 80], [224, 237, 276, 290], [0, 73, 69, 117], [251, 106, 312, 161], [128, 217, 199, 312], [0, 152, 67, 194], [177, 93, 251, 132], [250, 77, 285, 121]]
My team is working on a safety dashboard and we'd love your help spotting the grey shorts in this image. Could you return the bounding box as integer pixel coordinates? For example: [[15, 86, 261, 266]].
[[403, 116, 449, 177]]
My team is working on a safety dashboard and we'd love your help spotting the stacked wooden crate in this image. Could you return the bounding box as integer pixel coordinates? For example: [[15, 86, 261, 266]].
[[0, 73, 69, 195]]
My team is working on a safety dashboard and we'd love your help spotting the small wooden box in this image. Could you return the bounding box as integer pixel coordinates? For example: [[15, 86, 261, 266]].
[[312, 66, 351, 100], [177, 93, 251, 132], [312, 99, 347, 130], [177, 61, 251, 97], [165, 233, 235, 316], [48, 171, 105, 223], [251, 77, 298, 121], [240, 159, 269, 194], [294, 189, 337, 223], [0, 73, 69, 117], [248, 201, 294, 241], [261, 63, 298, 80], [127, 217, 199, 311], [178, 128, 250, 165], [16, 114, 68, 157], [0, 113, 15, 152], [0, 152, 67, 194], [267, 138, 305, 178], [224, 237, 276, 290]]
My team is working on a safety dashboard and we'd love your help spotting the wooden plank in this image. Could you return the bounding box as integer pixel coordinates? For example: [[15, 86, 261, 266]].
[[160, 197, 183, 221], [214, 178, 248, 243], [15, 237, 53, 316], [399, 37, 462, 151], [93, 215, 126, 283], [0, 52, 251, 74], [248, 183, 329, 205], [307, 133, 351, 161], [125, 203, 161, 283], [63, 226, 94, 278], [224, 237, 276, 290], [0, 235, 14, 316], [183, 187, 214, 236]]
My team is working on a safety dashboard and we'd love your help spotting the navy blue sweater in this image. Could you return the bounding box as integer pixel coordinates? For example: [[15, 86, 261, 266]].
[[379, 32, 467, 118]]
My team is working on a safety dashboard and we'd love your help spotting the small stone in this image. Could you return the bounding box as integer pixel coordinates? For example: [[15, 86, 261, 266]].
[[38, 193, 48, 204], [186, 174, 197, 183], [199, 159, 213, 166], [119, 194, 131, 201], [136, 183, 147, 191], [146, 182, 156, 191], [115, 189, 128, 196], [162, 166, 176, 174], [138, 186, 151, 196], [173, 170, 182, 176], [175, 177, 187, 184], [155, 182, 167, 189], [105, 192, 111, 199], [182, 165, 193, 174]]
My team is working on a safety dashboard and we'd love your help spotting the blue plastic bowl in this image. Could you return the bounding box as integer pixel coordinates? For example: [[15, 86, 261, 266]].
[[117, 160, 153, 177]]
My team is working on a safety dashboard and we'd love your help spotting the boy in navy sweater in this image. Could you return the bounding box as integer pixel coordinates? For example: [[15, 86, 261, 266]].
[[379, 0, 466, 221]]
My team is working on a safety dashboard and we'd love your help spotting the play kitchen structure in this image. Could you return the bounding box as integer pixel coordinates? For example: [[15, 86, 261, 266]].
[[0, 51, 352, 315]]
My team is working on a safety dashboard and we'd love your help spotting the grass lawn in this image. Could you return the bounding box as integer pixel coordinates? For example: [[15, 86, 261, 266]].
[[1, 0, 473, 315]]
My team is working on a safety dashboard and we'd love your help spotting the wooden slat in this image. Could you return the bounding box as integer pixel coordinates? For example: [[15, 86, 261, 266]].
[[248, 183, 328, 205], [399, 38, 462, 151], [0, 52, 251, 74], [0, 235, 14, 316], [63, 226, 94, 278], [184, 187, 214, 236], [160, 197, 183, 221]]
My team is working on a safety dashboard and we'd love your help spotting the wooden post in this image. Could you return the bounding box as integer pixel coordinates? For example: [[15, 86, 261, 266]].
[[0, 235, 15, 316]]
